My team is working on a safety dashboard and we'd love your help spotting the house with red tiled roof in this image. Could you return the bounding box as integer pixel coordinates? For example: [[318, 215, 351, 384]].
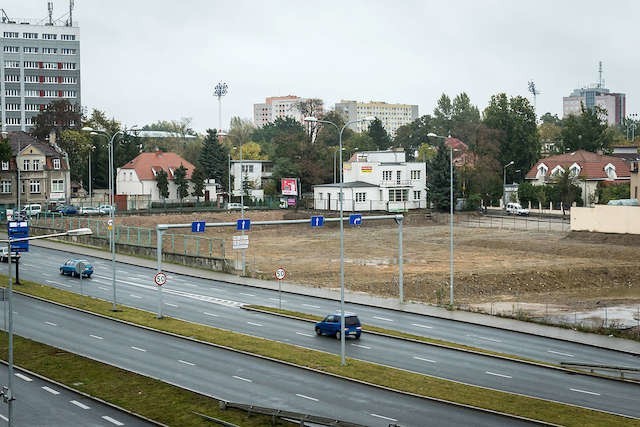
[[525, 150, 630, 205], [116, 151, 202, 203]]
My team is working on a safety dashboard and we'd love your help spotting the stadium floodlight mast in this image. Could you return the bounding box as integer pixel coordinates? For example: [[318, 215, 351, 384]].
[[213, 81, 229, 133], [3, 227, 92, 427], [304, 115, 375, 366]]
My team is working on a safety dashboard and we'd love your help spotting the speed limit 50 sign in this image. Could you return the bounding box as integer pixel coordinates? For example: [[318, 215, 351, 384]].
[[274, 267, 286, 280]]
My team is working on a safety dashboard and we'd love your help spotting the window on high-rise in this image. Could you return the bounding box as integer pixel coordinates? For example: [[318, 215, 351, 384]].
[[3, 32, 18, 38], [23, 32, 38, 39], [3, 46, 19, 53], [61, 34, 75, 41], [42, 33, 57, 40]]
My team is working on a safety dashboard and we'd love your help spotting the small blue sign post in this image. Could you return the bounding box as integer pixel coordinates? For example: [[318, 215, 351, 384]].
[[191, 221, 206, 233], [310, 216, 325, 227], [8, 221, 29, 252], [236, 219, 251, 231], [349, 214, 362, 226]]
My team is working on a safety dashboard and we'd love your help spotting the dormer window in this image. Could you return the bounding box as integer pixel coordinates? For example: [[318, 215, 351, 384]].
[[536, 163, 548, 179], [151, 167, 157, 177], [550, 165, 565, 177], [569, 163, 581, 177], [604, 163, 617, 180]]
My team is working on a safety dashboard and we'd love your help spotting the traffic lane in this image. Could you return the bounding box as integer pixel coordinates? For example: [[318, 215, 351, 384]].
[[0, 364, 154, 426], [11, 295, 537, 427], [20, 246, 640, 368]]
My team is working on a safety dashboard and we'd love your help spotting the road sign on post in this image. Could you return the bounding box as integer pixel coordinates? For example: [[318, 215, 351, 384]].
[[154, 271, 167, 286], [232, 235, 249, 249], [274, 267, 286, 309], [8, 221, 29, 252], [349, 214, 362, 226], [310, 216, 325, 227], [191, 221, 206, 233], [236, 219, 251, 231]]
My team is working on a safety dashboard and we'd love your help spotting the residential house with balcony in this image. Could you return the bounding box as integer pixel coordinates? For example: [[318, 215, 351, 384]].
[[0, 131, 70, 211], [313, 149, 426, 212]]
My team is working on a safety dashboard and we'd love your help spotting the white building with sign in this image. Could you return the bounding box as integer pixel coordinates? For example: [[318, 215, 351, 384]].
[[313, 149, 426, 212]]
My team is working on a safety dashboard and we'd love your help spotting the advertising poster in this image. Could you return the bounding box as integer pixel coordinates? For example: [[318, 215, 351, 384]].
[[281, 178, 298, 196]]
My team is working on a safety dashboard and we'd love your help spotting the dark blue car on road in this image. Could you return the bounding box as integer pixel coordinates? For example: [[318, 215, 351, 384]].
[[315, 313, 362, 340], [60, 259, 93, 278]]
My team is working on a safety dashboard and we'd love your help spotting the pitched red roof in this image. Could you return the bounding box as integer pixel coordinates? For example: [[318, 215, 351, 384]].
[[525, 150, 630, 181], [120, 151, 195, 181]]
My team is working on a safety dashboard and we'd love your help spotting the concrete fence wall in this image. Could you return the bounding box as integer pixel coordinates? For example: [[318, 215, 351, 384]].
[[571, 206, 640, 234]]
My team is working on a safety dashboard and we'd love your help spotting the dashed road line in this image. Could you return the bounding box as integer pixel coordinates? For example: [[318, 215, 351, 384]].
[[102, 415, 124, 425], [165, 302, 178, 307], [548, 350, 575, 357], [370, 413, 398, 422], [129, 294, 142, 299], [570, 388, 600, 396], [203, 311, 219, 317], [302, 304, 320, 309], [44, 321, 57, 327], [296, 393, 318, 402], [413, 356, 437, 363], [232, 375, 253, 383], [178, 360, 195, 366], [411, 323, 433, 329], [467, 334, 502, 343], [90, 334, 104, 340], [239, 292, 255, 297], [70, 400, 90, 409], [296, 332, 313, 337], [247, 321, 263, 327], [373, 316, 394, 322], [131, 346, 146, 352], [485, 371, 512, 379], [351, 344, 371, 349], [15, 373, 32, 382], [42, 386, 60, 395]]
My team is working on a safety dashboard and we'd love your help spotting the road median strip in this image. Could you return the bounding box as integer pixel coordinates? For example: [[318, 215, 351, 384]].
[[2, 278, 637, 427]]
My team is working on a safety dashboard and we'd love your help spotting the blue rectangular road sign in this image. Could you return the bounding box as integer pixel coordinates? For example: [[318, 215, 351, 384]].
[[236, 219, 251, 231], [349, 214, 362, 226], [8, 221, 29, 252], [191, 221, 206, 233], [310, 216, 324, 227]]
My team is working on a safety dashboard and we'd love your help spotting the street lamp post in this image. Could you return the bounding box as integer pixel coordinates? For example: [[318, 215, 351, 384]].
[[82, 127, 138, 311], [503, 161, 515, 208], [427, 133, 457, 306], [3, 227, 92, 427], [304, 115, 374, 366]]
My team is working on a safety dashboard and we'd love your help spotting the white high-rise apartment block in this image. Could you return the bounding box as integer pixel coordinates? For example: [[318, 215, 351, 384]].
[[334, 100, 419, 136], [253, 95, 323, 127], [0, 6, 81, 131]]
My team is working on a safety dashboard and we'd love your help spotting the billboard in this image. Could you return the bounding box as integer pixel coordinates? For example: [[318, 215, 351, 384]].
[[281, 178, 298, 196]]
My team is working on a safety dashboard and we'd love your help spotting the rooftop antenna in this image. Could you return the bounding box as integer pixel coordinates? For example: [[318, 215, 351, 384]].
[[598, 61, 604, 88], [66, 0, 74, 26], [47, 2, 53, 25], [1, 8, 12, 23], [527, 80, 541, 111]]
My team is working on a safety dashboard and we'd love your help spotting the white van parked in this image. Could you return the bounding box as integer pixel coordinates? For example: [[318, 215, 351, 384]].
[[505, 202, 529, 216], [20, 204, 42, 217]]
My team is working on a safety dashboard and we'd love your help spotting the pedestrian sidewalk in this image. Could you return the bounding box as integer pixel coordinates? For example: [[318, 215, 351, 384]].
[[31, 238, 640, 356]]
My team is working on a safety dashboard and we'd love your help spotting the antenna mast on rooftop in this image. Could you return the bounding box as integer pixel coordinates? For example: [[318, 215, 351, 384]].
[[598, 61, 604, 88], [47, 2, 53, 25], [66, 0, 74, 26]]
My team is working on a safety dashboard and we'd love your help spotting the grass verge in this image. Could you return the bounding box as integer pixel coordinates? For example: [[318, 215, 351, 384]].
[[5, 278, 638, 427]]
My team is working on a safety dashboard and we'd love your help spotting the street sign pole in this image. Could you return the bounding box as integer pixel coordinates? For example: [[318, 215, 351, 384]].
[[274, 267, 286, 310], [156, 229, 165, 319]]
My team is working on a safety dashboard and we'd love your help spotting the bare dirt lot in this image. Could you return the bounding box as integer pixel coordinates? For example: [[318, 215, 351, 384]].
[[119, 210, 640, 327]]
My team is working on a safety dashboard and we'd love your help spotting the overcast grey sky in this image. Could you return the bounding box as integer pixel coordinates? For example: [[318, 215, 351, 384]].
[[6, 0, 640, 133]]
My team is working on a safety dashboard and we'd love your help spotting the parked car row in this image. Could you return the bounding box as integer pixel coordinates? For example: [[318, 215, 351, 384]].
[[51, 204, 116, 216]]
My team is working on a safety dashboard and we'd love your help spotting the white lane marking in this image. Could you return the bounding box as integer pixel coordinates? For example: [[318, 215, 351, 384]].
[[45, 322, 57, 326], [57, 283, 72, 288], [233, 375, 253, 383], [373, 316, 394, 322], [351, 344, 371, 349], [15, 373, 32, 382], [90, 335, 104, 340], [411, 323, 433, 329], [165, 302, 178, 307], [302, 303, 320, 309], [0, 414, 7, 421], [239, 292, 255, 297], [413, 356, 437, 363], [268, 297, 287, 302], [467, 334, 502, 343], [98, 286, 109, 291], [485, 371, 512, 379], [548, 350, 575, 358], [247, 321, 263, 327], [370, 413, 398, 422], [296, 332, 313, 337], [42, 386, 59, 395], [296, 393, 318, 402], [131, 346, 146, 352], [203, 312, 219, 317], [178, 360, 195, 366], [570, 388, 600, 396], [70, 400, 90, 409], [129, 294, 142, 299], [102, 416, 124, 426]]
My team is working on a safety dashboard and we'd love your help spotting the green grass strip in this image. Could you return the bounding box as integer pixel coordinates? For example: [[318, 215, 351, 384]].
[[5, 279, 638, 427]]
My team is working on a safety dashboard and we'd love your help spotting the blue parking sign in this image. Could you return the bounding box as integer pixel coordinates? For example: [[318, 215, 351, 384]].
[[310, 216, 324, 227], [236, 219, 251, 231]]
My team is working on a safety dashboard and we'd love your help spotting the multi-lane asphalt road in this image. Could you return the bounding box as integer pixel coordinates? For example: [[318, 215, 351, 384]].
[[6, 245, 640, 423]]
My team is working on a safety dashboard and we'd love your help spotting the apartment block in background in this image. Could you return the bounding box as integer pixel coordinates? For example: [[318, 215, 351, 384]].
[[253, 95, 323, 127], [1, 6, 81, 131], [334, 100, 419, 136]]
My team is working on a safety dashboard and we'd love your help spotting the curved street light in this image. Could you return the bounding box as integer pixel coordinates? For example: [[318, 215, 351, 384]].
[[304, 115, 374, 366], [503, 161, 515, 208], [82, 126, 139, 311]]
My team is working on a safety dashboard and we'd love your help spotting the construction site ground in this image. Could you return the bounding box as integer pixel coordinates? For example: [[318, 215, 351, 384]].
[[118, 210, 640, 329]]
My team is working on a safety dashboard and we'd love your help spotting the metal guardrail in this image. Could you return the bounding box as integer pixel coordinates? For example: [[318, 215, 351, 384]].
[[560, 362, 640, 379], [218, 401, 370, 427]]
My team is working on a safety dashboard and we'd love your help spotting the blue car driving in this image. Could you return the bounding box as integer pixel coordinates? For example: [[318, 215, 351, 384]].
[[315, 312, 362, 340], [60, 259, 93, 278]]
